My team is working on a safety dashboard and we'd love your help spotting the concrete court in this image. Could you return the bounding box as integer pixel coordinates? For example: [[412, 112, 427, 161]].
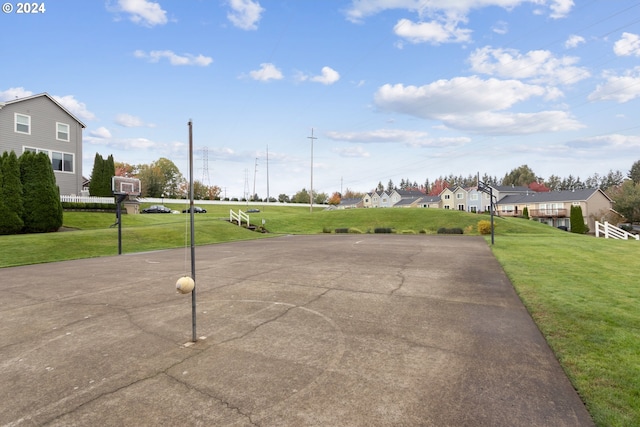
[[0, 234, 594, 427]]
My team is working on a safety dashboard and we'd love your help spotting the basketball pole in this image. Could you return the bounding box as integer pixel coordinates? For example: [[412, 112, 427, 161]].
[[189, 120, 197, 342]]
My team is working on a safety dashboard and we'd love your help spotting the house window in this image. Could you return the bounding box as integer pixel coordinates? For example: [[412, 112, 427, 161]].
[[470, 206, 477, 213], [456, 193, 464, 199], [458, 204, 465, 211], [470, 194, 478, 201], [444, 194, 450, 200], [23, 146, 49, 157], [15, 113, 31, 134], [52, 152, 73, 172], [444, 205, 450, 209], [56, 123, 70, 141]]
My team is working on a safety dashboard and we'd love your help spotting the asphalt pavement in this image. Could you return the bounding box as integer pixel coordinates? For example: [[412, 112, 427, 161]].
[[0, 235, 594, 426]]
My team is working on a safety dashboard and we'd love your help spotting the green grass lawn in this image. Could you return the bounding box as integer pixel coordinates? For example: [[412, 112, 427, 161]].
[[1, 205, 638, 426]]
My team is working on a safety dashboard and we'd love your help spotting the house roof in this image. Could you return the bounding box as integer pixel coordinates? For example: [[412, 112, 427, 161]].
[[1, 93, 86, 128], [497, 188, 610, 205], [491, 185, 531, 193], [394, 189, 425, 196], [339, 198, 362, 206], [393, 197, 421, 206]]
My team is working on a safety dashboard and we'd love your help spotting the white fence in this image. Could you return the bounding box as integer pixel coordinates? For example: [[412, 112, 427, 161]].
[[60, 195, 116, 204], [595, 221, 639, 240], [229, 209, 250, 227]]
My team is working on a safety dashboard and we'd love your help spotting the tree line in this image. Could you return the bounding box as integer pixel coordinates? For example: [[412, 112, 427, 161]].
[[0, 150, 63, 235]]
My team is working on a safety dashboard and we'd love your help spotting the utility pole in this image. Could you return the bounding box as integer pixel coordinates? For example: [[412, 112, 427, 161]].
[[307, 128, 317, 213], [252, 157, 258, 201], [266, 145, 270, 204]]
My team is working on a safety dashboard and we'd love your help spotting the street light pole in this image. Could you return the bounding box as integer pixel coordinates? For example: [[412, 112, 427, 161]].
[[307, 128, 317, 213]]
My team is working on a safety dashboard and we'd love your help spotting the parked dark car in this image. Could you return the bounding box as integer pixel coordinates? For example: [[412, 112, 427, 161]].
[[142, 205, 172, 214], [182, 206, 207, 213]]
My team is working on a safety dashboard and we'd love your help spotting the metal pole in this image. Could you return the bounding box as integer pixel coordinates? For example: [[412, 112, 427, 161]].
[[308, 128, 317, 213], [490, 188, 495, 245], [117, 201, 122, 255], [189, 120, 197, 342]]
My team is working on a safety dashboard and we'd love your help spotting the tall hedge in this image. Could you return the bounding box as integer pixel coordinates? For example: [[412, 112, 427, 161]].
[[570, 205, 586, 234], [89, 153, 115, 197], [19, 151, 63, 233], [0, 151, 24, 234]]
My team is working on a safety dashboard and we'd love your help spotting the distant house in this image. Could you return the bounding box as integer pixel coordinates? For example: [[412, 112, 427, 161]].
[[365, 190, 392, 208], [389, 189, 425, 205], [0, 93, 85, 195], [338, 198, 363, 209], [466, 186, 491, 213], [439, 186, 468, 211], [496, 189, 613, 231]]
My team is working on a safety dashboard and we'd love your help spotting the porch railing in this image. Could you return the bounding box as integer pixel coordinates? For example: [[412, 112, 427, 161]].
[[595, 221, 639, 240]]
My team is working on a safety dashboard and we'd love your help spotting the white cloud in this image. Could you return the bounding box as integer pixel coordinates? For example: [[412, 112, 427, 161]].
[[393, 18, 471, 44], [344, 0, 574, 24], [564, 35, 585, 49], [492, 21, 508, 35], [468, 46, 589, 85], [588, 67, 640, 103], [134, 50, 213, 66], [248, 63, 283, 81], [374, 77, 583, 134], [0, 87, 33, 101], [111, 0, 167, 27], [333, 146, 371, 158], [115, 113, 155, 128], [440, 110, 583, 135], [566, 134, 640, 150], [227, 0, 264, 30], [327, 129, 429, 143], [89, 127, 112, 138], [302, 66, 341, 85], [548, 0, 574, 19], [614, 32, 640, 57], [52, 95, 96, 121]]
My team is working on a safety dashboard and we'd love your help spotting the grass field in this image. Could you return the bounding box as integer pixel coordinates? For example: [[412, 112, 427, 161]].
[[1, 204, 638, 426]]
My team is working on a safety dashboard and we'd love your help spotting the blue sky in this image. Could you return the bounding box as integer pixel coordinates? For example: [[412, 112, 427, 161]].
[[2, 0, 640, 199]]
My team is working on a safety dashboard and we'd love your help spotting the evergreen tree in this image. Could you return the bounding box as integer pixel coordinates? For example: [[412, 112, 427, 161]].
[[0, 151, 25, 234], [88, 153, 104, 196], [629, 160, 640, 185], [104, 154, 116, 195], [570, 205, 586, 234], [20, 151, 63, 233]]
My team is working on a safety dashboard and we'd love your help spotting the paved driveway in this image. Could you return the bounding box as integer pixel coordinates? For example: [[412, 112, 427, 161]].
[[0, 235, 593, 426]]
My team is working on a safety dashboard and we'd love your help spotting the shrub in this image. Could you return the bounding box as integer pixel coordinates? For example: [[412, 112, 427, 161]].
[[20, 151, 63, 233], [437, 227, 463, 234], [335, 228, 349, 233], [522, 206, 529, 219], [0, 151, 24, 235], [348, 228, 363, 234], [374, 227, 394, 233], [570, 205, 586, 234], [322, 226, 332, 233], [477, 220, 492, 235]]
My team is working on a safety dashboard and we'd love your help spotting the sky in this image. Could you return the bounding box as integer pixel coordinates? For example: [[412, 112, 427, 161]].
[[2, 0, 640, 199]]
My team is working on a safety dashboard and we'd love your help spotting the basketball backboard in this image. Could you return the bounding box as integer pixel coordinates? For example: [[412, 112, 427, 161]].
[[112, 176, 141, 196]]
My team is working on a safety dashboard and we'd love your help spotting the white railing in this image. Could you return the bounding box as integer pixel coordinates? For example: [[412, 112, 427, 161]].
[[595, 221, 639, 240], [61, 195, 116, 204], [229, 209, 250, 227]]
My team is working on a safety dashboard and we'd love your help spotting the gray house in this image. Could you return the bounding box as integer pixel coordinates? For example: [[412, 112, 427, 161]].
[[0, 93, 85, 195], [496, 189, 613, 231]]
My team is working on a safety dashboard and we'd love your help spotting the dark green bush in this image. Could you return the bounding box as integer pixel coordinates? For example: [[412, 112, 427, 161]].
[[374, 227, 394, 233], [62, 202, 117, 211], [335, 228, 349, 233], [437, 227, 464, 234], [20, 152, 63, 233], [0, 151, 24, 234]]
